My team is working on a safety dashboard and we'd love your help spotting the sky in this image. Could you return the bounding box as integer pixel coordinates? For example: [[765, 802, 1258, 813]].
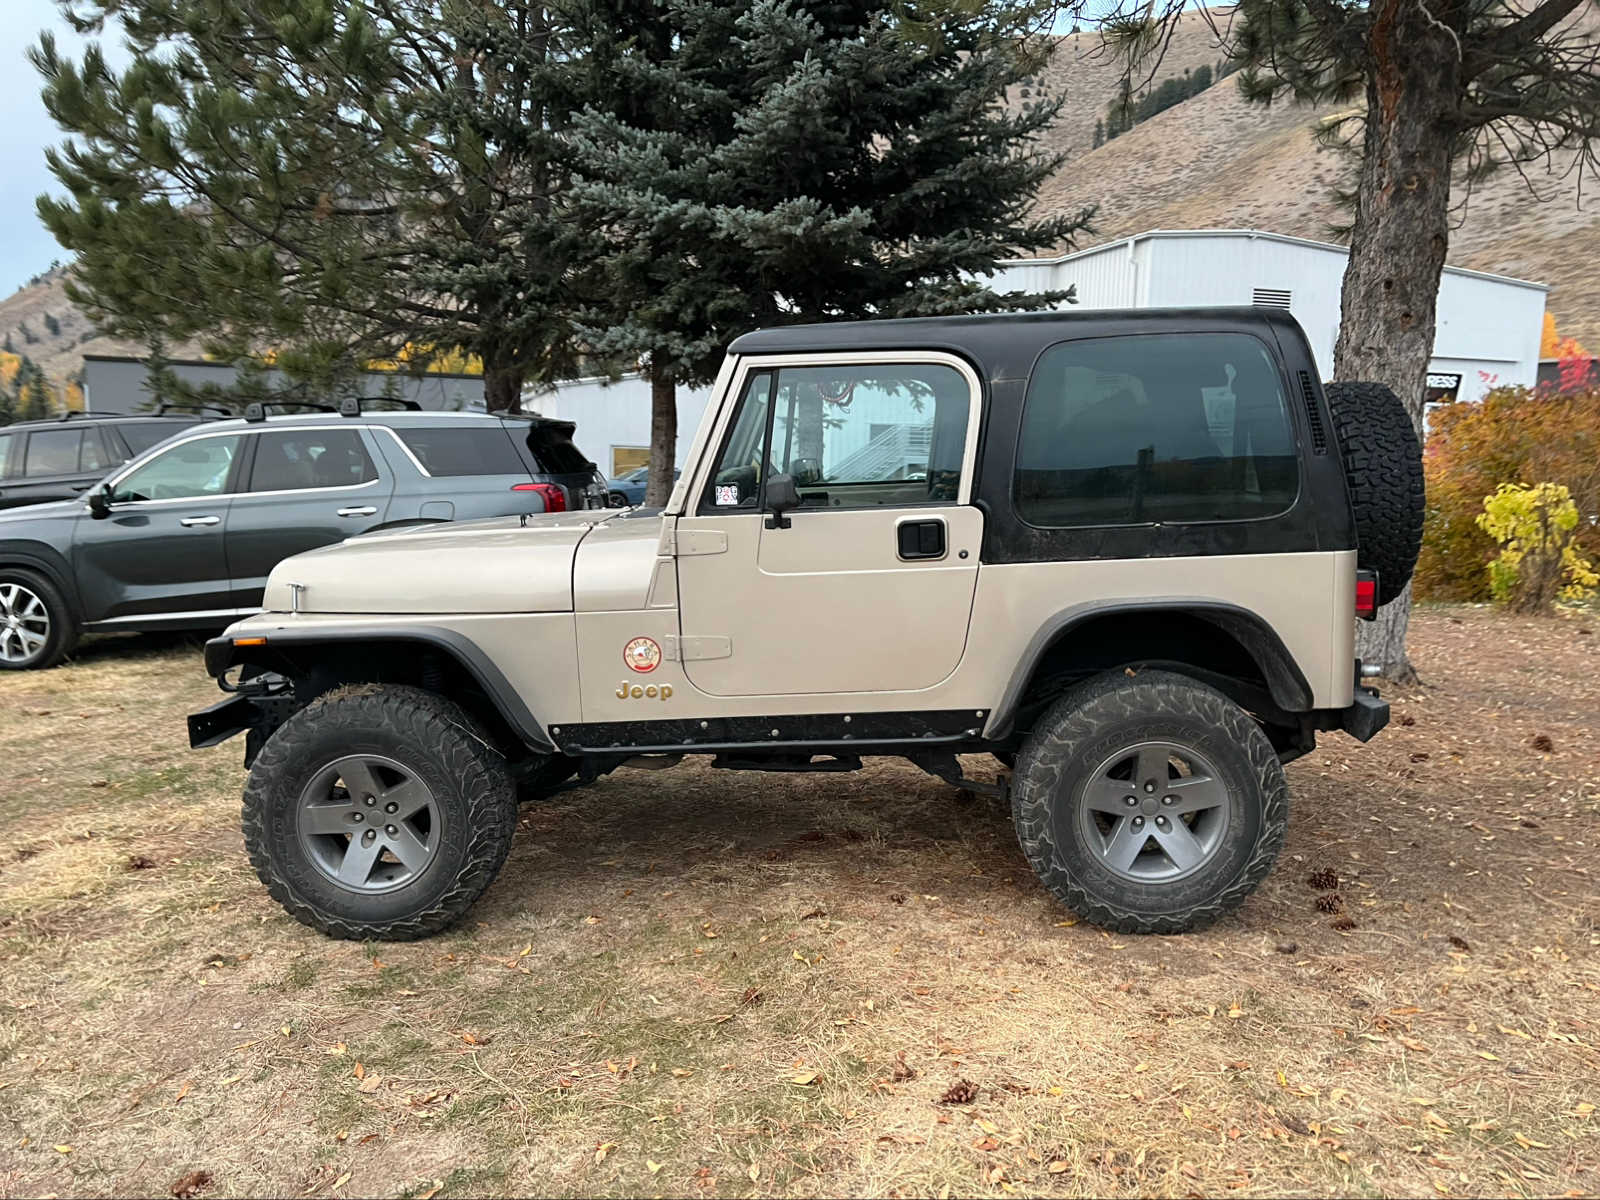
[[0, 0, 119, 296]]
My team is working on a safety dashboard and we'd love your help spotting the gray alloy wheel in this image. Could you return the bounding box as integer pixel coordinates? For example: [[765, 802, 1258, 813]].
[[1076, 740, 1230, 883], [296, 754, 442, 893], [1011, 669, 1288, 934], [0, 581, 51, 665]]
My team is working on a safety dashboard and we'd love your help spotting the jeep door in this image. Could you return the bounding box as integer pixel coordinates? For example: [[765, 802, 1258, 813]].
[[223, 426, 395, 608], [673, 354, 983, 696], [72, 431, 244, 623]]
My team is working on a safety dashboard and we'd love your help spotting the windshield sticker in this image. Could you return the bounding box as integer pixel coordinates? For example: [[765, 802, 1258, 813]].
[[715, 484, 739, 506]]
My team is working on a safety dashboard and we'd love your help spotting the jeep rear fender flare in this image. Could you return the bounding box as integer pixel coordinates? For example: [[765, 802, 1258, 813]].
[[0, 541, 83, 621], [205, 626, 556, 753], [986, 600, 1315, 739]]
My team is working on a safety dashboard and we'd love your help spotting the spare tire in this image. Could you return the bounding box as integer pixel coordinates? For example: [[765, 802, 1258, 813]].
[[1324, 380, 1424, 606]]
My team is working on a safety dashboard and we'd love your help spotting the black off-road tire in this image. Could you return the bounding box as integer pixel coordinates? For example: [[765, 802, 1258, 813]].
[[0, 568, 77, 671], [242, 684, 518, 940], [1324, 380, 1424, 606], [1011, 670, 1288, 934]]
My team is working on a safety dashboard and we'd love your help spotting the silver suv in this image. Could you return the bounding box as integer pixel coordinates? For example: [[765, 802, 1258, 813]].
[[190, 309, 1424, 938], [0, 406, 606, 669]]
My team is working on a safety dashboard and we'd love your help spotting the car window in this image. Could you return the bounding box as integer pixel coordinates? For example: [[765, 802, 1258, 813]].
[[395, 426, 526, 476], [249, 429, 378, 492], [703, 371, 775, 509], [119, 421, 194, 457], [79, 428, 116, 473], [22, 429, 85, 477], [706, 363, 970, 510], [1014, 332, 1299, 527], [110, 435, 242, 502], [0, 432, 14, 481]]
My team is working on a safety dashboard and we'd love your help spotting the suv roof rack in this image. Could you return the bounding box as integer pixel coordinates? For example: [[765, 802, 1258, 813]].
[[242, 400, 340, 423], [338, 397, 424, 417], [155, 402, 237, 419]]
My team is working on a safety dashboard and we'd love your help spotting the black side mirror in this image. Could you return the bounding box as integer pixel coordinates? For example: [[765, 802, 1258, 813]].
[[87, 485, 111, 519], [764, 473, 801, 530]]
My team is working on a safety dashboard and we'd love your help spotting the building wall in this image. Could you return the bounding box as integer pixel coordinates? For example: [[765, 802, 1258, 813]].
[[528, 375, 715, 476], [991, 230, 1547, 406], [82, 357, 487, 416]]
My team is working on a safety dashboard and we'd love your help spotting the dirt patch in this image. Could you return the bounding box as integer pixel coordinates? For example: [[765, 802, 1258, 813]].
[[1, 607, 1597, 1197]]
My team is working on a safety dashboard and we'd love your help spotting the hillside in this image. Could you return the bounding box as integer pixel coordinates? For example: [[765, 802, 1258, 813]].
[[1026, 13, 1600, 349], [0, 264, 150, 394], [5, 18, 1598, 398]]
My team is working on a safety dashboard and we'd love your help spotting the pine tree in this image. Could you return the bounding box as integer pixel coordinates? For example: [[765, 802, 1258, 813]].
[[563, 0, 1094, 502], [34, 2, 600, 411]]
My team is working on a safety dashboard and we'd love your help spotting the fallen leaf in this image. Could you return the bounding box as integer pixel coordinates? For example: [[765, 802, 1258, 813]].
[[170, 1169, 213, 1199], [1047, 1161, 1069, 1174], [416, 1182, 444, 1200], [594, 1141, 617, 1163], [672, 1068, 694, 1078], [331, 1172, 351, 1191], [748, 1164, 760, 1182], [54, 1144, 73, 1154], [358, 1074, 383, 1094], [174, 1081, 192, 1104], [647, 1160, 663, 1174], [353, 1062, 365, 1080], [790, 1071, 818, 1085]]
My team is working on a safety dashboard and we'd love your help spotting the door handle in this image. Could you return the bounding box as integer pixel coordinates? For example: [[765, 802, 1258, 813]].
[[180, 515, 221, 527], [70, 483, 91, 492], [337, 506, 378, 518], [896, 518, 947, 561]]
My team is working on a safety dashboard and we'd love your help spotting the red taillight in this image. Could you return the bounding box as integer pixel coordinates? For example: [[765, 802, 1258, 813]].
[[1355, 571, 1378, 620], [512, 482, 566, 512]]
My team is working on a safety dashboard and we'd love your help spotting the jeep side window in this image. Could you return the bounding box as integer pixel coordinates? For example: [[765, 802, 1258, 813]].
[[709, 363, 969, 510], [705, 371, 775, 509], [109, 435, 243, 503], [1014, 333, 1299, 527]]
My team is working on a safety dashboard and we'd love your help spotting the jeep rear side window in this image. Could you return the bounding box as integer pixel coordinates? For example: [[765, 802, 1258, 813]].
[[1014, 333, 1298, 527], [395, 427, 526, 476]]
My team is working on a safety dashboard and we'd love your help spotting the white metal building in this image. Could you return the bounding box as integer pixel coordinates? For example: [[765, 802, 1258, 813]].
[[528, 228, 1549, 478]]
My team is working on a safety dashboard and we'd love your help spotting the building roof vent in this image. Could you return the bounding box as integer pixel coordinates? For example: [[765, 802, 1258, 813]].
[[1252, 287, 1293, 309]]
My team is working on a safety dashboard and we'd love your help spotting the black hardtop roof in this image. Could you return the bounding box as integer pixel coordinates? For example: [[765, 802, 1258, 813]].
[[728, 306, 1304, 377]]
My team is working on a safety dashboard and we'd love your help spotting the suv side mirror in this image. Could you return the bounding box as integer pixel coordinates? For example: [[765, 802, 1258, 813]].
[[87, 485, 112, 519], [764, 473, 801, 530]]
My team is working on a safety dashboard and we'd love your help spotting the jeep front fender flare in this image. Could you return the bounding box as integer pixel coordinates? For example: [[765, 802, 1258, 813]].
[[204, 626, 556, 753], [986, 600, 1315, 739]]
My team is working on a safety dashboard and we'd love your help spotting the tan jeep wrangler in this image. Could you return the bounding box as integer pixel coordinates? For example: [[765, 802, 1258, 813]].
[[190, 309, 1423, 939]]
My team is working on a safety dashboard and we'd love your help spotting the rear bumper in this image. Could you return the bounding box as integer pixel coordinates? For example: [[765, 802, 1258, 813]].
[[1338, 687, 1390, 742]]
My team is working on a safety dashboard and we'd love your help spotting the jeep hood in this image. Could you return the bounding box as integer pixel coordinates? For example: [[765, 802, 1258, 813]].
[[261, 510, 616, 614]]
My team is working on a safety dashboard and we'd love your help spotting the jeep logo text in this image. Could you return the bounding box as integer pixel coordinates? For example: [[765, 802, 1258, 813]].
[[617, 681, 673, 701]]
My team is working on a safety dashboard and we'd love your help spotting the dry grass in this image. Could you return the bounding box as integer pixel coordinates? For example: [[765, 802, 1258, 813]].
[[2, 610, 1598, 1199]]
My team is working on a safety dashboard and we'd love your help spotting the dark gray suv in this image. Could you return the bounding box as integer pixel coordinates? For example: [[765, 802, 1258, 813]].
[[0, 408, 607, 669]]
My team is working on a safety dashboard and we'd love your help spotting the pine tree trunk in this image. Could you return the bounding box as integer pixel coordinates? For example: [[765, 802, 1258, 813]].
[[1331, 3, 1461, 685], [484, 366, 522, 414], [645, 359, 677, 507]]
